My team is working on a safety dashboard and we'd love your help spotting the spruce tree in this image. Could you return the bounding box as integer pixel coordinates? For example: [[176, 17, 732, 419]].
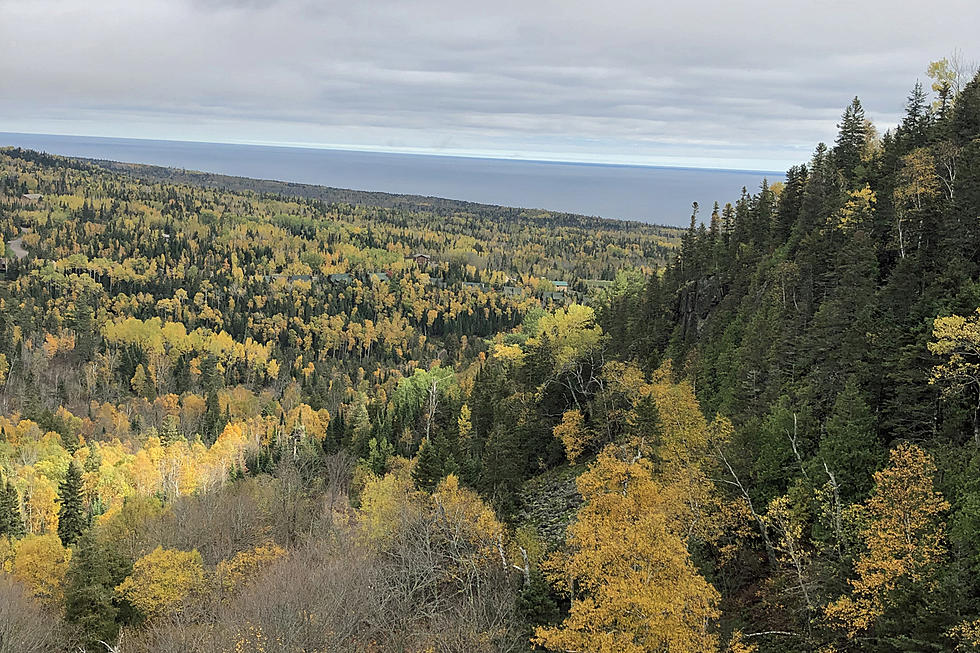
[[367, 435, 394, 475], [63, 531, 133, 651], [1, 480, 26, 538], [818, 378, 881, 503], [835, 96, 869, 185], [412, 436, 444, 491], [202, 388, 222, 444], [900, 81, 931, 147], [160, 414, 181, 445], [57, 461, 86, 547]]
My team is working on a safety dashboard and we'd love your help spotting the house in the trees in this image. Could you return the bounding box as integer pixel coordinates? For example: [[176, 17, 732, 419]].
[[408, 253, 431, 267], [21, 193, 42, 202], [553, 280, 570, 293]]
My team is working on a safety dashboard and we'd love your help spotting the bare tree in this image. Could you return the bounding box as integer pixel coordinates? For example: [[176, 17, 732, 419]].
[[0, 576, 62, 653]]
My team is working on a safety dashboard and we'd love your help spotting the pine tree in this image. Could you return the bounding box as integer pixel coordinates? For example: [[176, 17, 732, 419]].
[[412, 436, 444, 491], [835, 97, 869, 185], [900, 81, 931, 147], [58, 461, 86, 547], [1, 480, 25, 538], [63, 531, 133, 651], [817, 378, 881, 503], [202, 388, 222, 445]]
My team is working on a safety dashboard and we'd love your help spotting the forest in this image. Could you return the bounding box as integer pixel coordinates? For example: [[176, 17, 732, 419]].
[[1, 59, 980, 653]]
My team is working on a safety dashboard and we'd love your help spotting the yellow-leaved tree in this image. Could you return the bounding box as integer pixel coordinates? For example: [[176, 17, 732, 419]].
[[216, 544, 286, 597], [116, 546, 206, 620], [11, 533, 71, 605], [929, 307, 980, 446], [534, 445, 720, 653], [553, 408, 589, 464], [825, 443, 948, 637]]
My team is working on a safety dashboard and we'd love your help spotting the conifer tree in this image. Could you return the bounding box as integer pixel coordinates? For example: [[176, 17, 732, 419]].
[[817, 378, 881, 502], [900, 81, 931, 147], [202, 388, 222, 444], [367, 435, 394, 475], [57, 462, 86, 547], [63, 531, 133, 651], [835, 97, 869, 185], [1, 480, 26, 538], [412, 436, 444, 491]]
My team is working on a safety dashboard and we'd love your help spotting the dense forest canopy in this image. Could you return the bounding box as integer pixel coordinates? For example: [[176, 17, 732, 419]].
[[1, 60, 980, 652]]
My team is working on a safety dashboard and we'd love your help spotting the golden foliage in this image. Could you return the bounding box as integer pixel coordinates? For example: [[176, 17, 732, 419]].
[[950, 618, 980, 652], [216, 544, 286, 596], [825, 443, 949, 636], [553, 408, 588, 464], [11, 533, 71, 605], [116, 546, 206, 619], [836, 185, 876, 231], [535, 446, 720, 653], [930, 308, 980, 396]]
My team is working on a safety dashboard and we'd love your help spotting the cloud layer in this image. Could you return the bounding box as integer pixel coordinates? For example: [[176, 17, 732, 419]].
[[1, 0, 977, 170]]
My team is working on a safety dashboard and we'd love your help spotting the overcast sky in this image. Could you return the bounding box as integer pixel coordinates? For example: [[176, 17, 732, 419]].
[[1, 0, 977, 171]]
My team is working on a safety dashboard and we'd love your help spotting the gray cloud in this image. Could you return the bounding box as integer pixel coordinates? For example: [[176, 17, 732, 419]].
[[0, 0, 977, 169]]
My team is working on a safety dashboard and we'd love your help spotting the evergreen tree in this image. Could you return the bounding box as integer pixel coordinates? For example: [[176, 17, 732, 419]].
[[412, 436, 444, 491], [950, 71, 980, 147], [63, 531, 134, 651], [817, 378, 882, 503], [899, 81, 931, 147], [202, 388, 223, 445], [835, 96, 869, 185], [57, 462, 86, 547], [0, 480, 25, 538], [71, 296, 98, 360], [159, 414, 181, 445], [774, 164, 807, 244], [367, 435, 394, 476]]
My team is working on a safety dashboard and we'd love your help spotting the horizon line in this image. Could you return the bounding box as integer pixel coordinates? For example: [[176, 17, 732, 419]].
[[0, 130, 789, 177]]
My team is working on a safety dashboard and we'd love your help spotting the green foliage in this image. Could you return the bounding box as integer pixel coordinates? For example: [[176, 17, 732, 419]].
[[1, 67, 980, 652], [0, 479, 26, 538], [412, 436, 449, 491], [818, 378, 881, 502], [56, 462, 85, 547], [62, 531, 134, 650]]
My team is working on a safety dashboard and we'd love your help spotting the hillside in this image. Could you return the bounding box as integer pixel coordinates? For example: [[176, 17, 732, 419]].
[[0, 66, 979, 653]]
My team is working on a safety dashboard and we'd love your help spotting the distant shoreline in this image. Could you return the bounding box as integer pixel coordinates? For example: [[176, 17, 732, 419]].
[[0, 131, 785, 176], [0, 133, 783, 226]]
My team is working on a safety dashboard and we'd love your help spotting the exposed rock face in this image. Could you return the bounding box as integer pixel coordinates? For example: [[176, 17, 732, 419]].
[[676, 276, 726, 339], [517, 464, 584, 547]]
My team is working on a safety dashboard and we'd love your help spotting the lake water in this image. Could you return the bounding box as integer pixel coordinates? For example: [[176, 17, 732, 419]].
[[0, 132, 782, 226]]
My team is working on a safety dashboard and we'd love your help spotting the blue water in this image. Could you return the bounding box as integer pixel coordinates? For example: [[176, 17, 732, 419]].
[[0, 132, 782, 226]]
